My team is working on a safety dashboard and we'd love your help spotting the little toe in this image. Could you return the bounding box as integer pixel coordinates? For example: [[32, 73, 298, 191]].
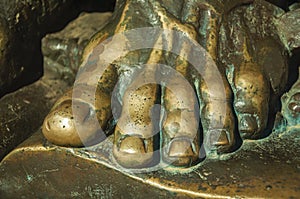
[[43, 99, 81, 146], [43, 83, 113, 146], [233, 68, 270, 139], [42, 96, 106, 147]]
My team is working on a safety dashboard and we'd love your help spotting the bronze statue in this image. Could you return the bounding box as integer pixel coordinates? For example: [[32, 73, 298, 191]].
[[0, 0, 300, 198], [41, 0, 298, 169]]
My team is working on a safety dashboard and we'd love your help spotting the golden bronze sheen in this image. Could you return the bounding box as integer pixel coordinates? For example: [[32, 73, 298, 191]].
[[0, 0, 300, 197], [42, 0, 296, 169]]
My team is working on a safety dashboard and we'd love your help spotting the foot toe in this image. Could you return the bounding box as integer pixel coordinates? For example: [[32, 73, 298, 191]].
[[43, 98, 105, 146], [233, 70, 270, 139], [42, 100, 82, 146]]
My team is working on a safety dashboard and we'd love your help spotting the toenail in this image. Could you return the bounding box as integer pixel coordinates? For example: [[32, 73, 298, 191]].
[[163, 137, 199, 167], [288, 102, 300, 113], [45, 121, 51, 131], [118, 136, 146, 154], [208, 129, 230, 147], [239, 115, 258, 138], [167, 139, 195, 157], [113, 135, 154, 168]]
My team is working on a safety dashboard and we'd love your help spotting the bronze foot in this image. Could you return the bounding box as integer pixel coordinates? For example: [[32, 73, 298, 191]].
[[42, 0, 294, 169]]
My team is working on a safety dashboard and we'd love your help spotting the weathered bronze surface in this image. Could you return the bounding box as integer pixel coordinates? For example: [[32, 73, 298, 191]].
[[0, 0, 300, 198], [0, 69, 69, 160], [42, 0, 299, 168], [0, 132, 176, 198], [42, 12, 112, 85], [0, 103, 299, 198]]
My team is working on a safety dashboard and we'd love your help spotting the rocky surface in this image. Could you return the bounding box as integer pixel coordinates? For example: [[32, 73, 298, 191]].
[[42, 12, 112, 85]]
